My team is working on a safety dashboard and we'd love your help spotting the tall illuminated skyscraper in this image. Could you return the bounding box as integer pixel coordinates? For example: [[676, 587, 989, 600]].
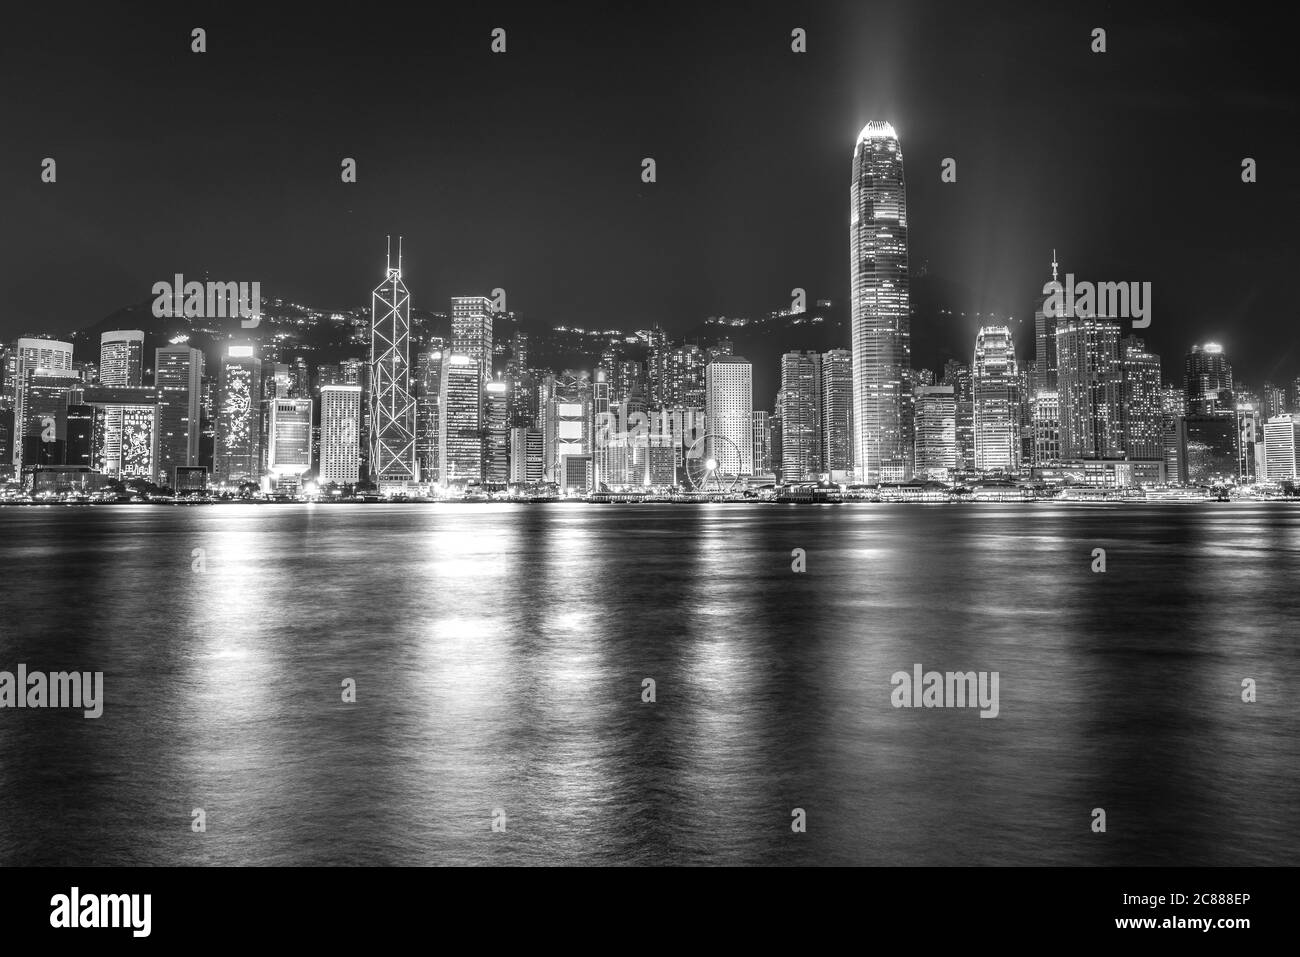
[[1184, 343, 1233, 415], [370, 238, 418, 487], [320, 385, 362, 484], [215, 343, 262, 484], [778, 351, 821, 482], [850, 121, 911, 482], [1056, 318, 1122, 459], [704, 356, 753, 476], [820, 348, 854, 478], [440, 355, 483, 483], [451, 296, 494, 379], [9, 337, 74, 474], [265, 398, 313, 485], [972, 326, 1020, 472], [99, 331, 143, 387], [914, 384, 956, 482], [1119, 336, 1163, 460], [154, 345, 204, 486]]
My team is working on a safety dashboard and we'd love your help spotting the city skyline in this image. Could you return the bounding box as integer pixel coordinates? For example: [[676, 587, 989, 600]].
[[1, 4, 1294, 385]]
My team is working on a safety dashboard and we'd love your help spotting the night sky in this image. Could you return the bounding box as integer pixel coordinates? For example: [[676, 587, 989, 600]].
[[1, 1, 1296, 382]]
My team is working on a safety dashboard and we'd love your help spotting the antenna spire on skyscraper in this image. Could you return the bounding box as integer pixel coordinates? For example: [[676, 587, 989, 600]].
[[1052, 249, 1059, 283]]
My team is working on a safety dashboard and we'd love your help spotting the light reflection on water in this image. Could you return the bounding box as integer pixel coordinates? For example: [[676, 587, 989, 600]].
[[0, 503, 1297, 865]]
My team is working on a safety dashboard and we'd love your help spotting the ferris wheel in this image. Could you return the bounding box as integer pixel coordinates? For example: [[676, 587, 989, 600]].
[[684, 434, 741, 493]]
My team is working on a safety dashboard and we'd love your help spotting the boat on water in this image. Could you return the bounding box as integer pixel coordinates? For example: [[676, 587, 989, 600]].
[[1142, 486, 1213, 502]]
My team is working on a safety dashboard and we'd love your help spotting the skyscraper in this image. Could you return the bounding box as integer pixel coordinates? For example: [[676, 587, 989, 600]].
[[265, 398, 313, 485], [1263, 415, 1299, 482], [370, 239, 418, 487], [704, 356, 753, 476], [1033, 253, 1061, 395], [820, 348, 854, 479], [1056, 318, 1122, 459], [914, 384, 957, 482], [850, 121, 911, 482], [484, 380, 509, 483], [440, 355, 483, 483], [1185, 343, 1233, 415], [972, 326, 1020, 472], [319, 385, 362, 485], [154, 346, 204, 486], [415, 342, 445, 484], [778, 351, 821, 482], [99, 331, 144, 387], [10, 338, 74, 474], [215, 343, 262, 484], [1119, 336, 1163, 460], [942, 360, 974, 473], [450, 296, 494, 378]]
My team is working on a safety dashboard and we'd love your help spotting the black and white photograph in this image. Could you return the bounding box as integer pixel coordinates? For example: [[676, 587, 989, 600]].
[[0, 0, 1294, 940]]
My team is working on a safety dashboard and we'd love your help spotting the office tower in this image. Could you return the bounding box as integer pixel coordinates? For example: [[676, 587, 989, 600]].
[[540, 373, 594, 484], [370, 239, 418, 486], [1238, 408, 1259, 483], [484, 381, 509, 483], [941, 360, 974, 472], [850, 121, 911, 482], [705, 356, 754, 476], [665, 343, 706, 408], [66, 404, 95, 467], [451, 296, 494, 377], [99, 330, 144, 387], [1183, 414, 1239, 484], [644, 326, 668, 407], [1033, 253, 1061, 394], [1162, 415, 1187, 484], [264, 362, 291, 400], [1161, 385, 1184, 416], [1119, 336, 1163, 460], [266, 398, 313, 484], [510, 330, 529, 372], [707, 339, 735, 364], [339, 357, 365, 387], [778, 351, 822, 482], [1185, 343, 1233, 415], [508, 427, 544, 484], [80, 384, 160, 480], [154, 346, 204, 486], [20, 369, 83, 469], [972, 326, 1020, 472], [1016, 364, 1035, 465], [751, 411, 770, 475], [287, 357, 310, 398], [1262, 383, 1288, 420], [1056, 317, 1122, 459], [914, 384, 956, 482], [415, 342, 445, 484], [9, 338, 74, 474], [767, 411, 782, 479], [821, 349, 854, 478], [1263, 415, 1299, 481], [1032, 392, 1061, 464], [215, 343, 263, 484], [440, 355, 483, 483], [613, 360, 645, 407], [319, 385, 362, 484]]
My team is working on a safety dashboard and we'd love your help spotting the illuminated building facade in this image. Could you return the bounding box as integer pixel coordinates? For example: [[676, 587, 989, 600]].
[[850, 121, 911, 482]]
